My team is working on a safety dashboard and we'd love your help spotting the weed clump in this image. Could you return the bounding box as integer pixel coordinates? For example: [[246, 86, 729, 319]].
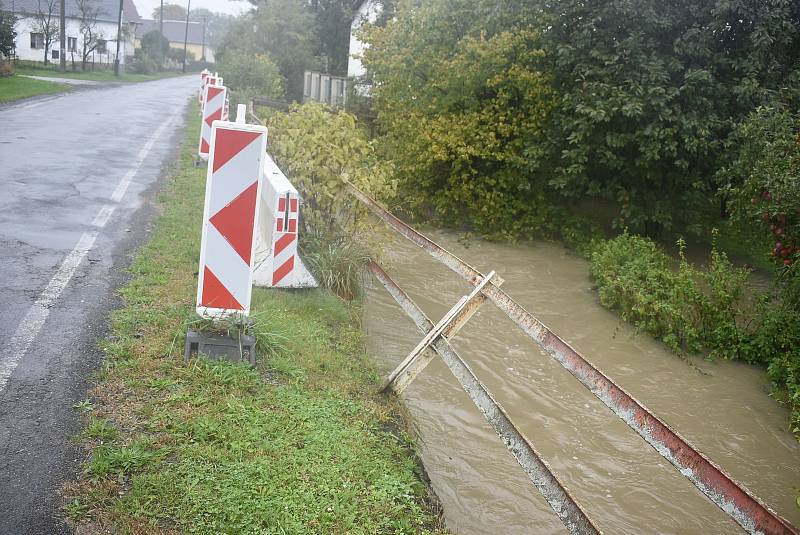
[[590, 232, 800, 435]]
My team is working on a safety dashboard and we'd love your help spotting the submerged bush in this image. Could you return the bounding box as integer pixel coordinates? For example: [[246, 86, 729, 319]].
[[591, 232, 800, 435]]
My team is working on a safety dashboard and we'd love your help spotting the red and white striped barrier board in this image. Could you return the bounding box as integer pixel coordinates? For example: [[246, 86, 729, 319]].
[[253, 155, 317, 288], [198, 69, 210, 104], [196, 119, 268, 318], [198, 83, 226, 160], [199, 75, 220, 110]]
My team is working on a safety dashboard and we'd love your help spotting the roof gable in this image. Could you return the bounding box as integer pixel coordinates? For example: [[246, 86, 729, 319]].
[[8, 0, 132, 23], [135, 18, 206, 45]]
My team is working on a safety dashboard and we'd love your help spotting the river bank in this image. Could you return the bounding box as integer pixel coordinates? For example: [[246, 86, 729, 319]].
[[63, 103, 445, 534]]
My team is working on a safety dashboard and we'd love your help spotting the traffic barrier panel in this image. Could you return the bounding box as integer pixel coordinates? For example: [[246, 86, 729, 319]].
[[200, 75, 220, 111], [252, 155, 317, 288], [198, 69, 210, 104], [196, 115, 268, 318], [198, 83, 226, 160]]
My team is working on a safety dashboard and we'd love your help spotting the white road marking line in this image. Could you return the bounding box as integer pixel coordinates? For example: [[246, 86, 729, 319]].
[[0, 112, 180, 392], [0, 231, 99, 390], [18, 101, 48, 110], [91, 205, 115, 227], [110, 117, 175, 203]]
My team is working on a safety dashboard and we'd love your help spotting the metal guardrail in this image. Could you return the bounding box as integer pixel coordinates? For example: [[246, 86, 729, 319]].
[[251, 96, 291, 112], [369, 261, 601, 534], [350, 182, 799, 535]]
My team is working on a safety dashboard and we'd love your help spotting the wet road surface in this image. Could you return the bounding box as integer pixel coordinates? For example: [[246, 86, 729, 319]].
[[0, 76, 195, 534]]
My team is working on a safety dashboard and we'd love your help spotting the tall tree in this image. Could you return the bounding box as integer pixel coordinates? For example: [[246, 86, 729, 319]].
[[151, 3, 187, 20], [32, 0, 59, 64], [220, 0, 317, 101], [307, 0, 351, 75], [75, 0, 103, 69], [542, 0, 800, 234]]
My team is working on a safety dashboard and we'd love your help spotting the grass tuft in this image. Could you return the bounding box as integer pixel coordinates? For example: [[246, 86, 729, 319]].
[[0, 74, 69, 103]]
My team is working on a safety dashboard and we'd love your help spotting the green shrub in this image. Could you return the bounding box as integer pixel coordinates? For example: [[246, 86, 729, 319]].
[[217, 52, 283, 98], [591, 232, 800, 435], [590, 233, 751, 354], [363, 8, 558, 240], [266, 102, 395, 239], [264, 103, 395, 300], [127, 54, 159, 75], [302, 234, 371, 301]]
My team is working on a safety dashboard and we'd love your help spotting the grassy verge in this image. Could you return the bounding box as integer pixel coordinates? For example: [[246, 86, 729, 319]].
[[15, 64, 184, 83], [0, 74, 69, 103], [64, 102, 445, 534]]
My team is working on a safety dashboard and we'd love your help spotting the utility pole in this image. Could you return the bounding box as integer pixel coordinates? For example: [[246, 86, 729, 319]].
[[181, 0, 189, 73], [201, 15, 205, 61], [113, 0, 122, 75], [59, 0, 65, 71], [159, 0, 163, 69]]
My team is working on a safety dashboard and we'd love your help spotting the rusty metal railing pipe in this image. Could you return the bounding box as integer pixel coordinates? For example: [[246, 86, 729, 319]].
[[369, 261, 602, 535], [350, 183, 799, 535]]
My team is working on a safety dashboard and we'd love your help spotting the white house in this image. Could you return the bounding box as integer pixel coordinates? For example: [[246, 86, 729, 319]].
[[347, 0, 381, 80], [6, 0, 140, 66]]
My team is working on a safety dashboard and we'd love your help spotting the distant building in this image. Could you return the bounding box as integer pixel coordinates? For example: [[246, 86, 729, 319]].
[[7, 0, 140, 65], [347, 0, 380, 94], [302, 70, 347, 107], [134, 19, 213, 63]]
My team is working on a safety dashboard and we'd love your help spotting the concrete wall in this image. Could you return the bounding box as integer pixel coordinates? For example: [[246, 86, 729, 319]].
[[347, 0, 381, 79], [14, 15, 133, 65]]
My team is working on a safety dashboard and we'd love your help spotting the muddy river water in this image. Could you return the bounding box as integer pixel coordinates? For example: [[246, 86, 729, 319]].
[[363, 229, 800, 534]]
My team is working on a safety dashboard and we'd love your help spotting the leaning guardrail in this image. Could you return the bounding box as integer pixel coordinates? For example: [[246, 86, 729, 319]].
[[348, 182, 799, 535]]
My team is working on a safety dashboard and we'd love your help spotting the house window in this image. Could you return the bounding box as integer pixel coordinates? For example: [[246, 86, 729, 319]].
[[68, 37, 77, 52], [30, 32, 44, 49], [96, 39, 107, 54], [51, 49, 59, 59]]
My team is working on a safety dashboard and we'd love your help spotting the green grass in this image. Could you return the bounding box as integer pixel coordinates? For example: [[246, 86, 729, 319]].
[[15, 64, 184, 84], [0, 74, 69, 103], [64, 101, 445, 534]]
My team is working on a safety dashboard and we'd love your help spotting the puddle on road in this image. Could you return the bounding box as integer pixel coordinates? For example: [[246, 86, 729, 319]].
[[363, 230, 800, 534]]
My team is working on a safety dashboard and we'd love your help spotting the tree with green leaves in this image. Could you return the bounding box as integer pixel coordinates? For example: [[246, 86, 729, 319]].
[[362, 0, 800, 237], [218, 0, 317, 101], [307, 0, 351, 75], [139, 28, 169, 59], [363, 0, 560, 238], [542, 0, 800, 235], [151, 3, 186, 20]]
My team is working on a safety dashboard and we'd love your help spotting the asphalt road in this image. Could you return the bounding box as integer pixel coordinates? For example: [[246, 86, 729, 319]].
[[0, 76, 195, 534]]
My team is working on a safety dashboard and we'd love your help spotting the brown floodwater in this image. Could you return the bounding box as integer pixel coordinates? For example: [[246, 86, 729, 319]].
[[363, 229, 800, 534]]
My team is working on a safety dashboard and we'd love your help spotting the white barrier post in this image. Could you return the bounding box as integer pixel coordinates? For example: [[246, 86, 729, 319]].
[[252, 156, 317, 288], [196, 117, 268, 318], [222, 93, 230, 121], [198, 83, 226, 160]]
